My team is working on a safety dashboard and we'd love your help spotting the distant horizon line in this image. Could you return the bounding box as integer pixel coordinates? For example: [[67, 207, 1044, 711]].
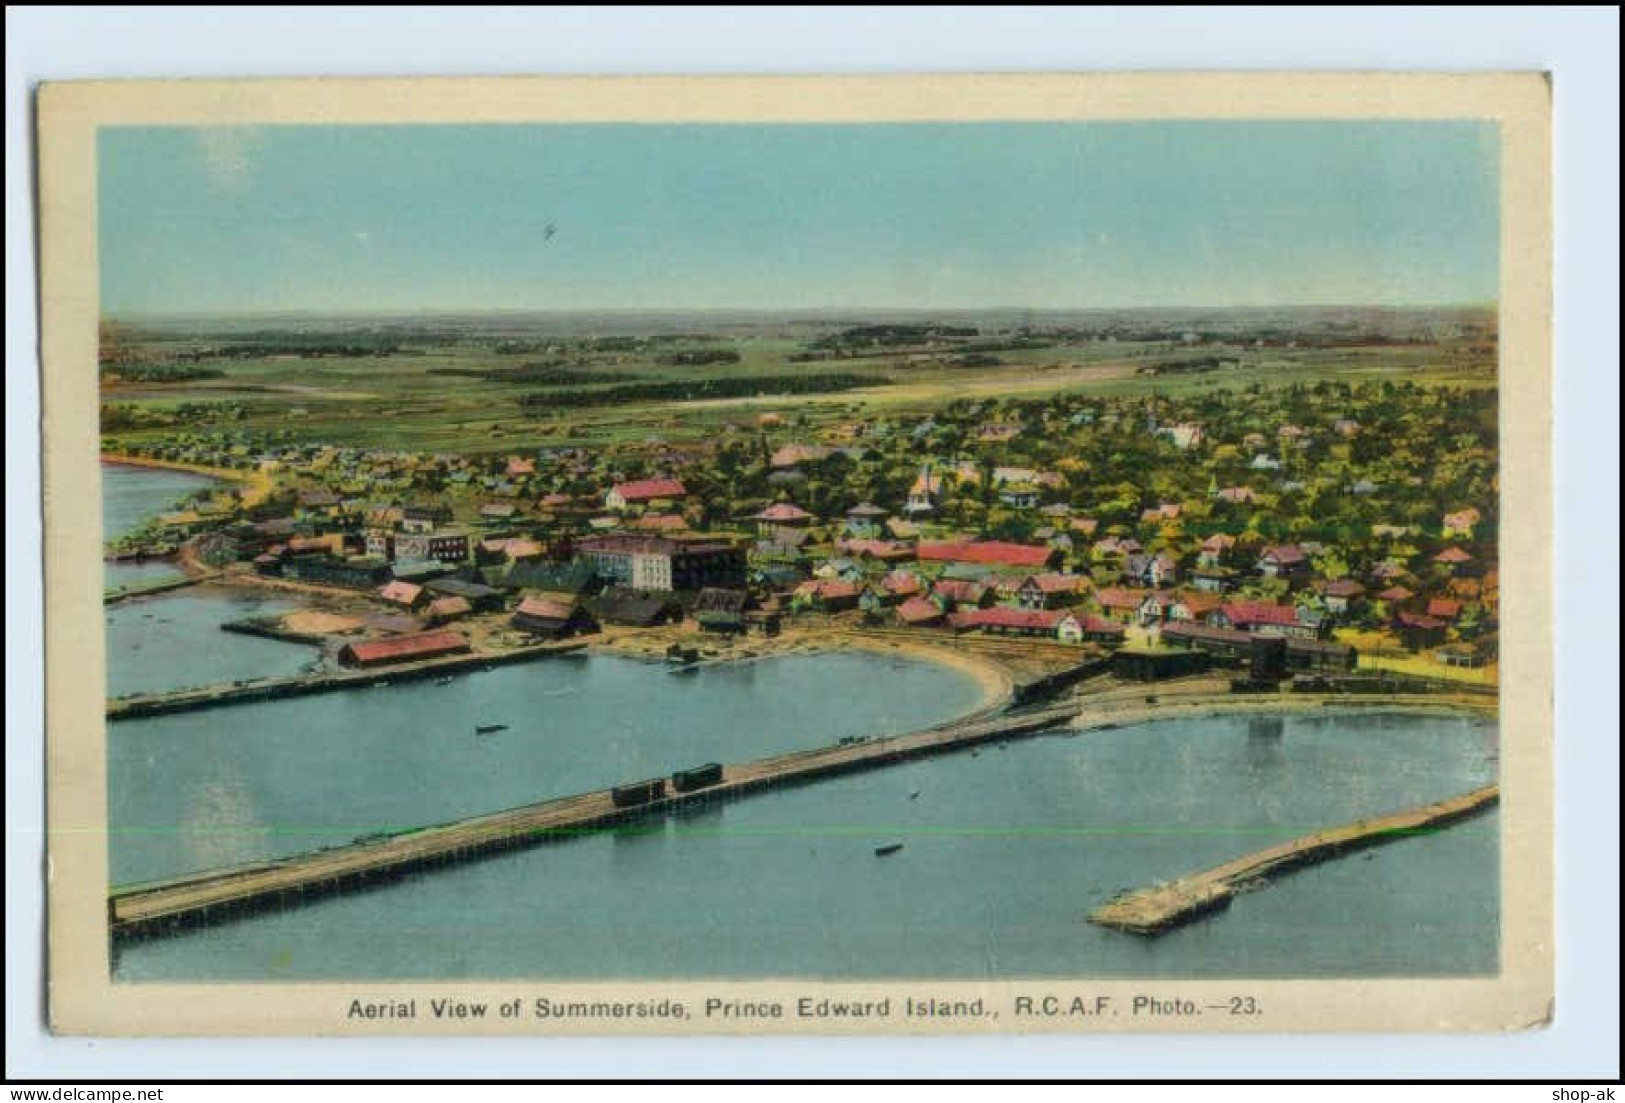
[[104, 302, 1499, 322]]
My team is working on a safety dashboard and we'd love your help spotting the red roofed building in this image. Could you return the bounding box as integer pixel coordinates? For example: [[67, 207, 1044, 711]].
[[793, 579, 863, 613], [880, 571, 923, 600], [1395, 609, 1449, 648], [1426, 598, 1462, 620], [605, 478, 687, 511], [1434, 547, 1474, 571], [511, 596, 599, 639], [948, 606, 1064, 638], [1168, 590, 1223, 622], [338, 630, 470, 668], [1016, 572, 1085, 610], [377, 580, 426, 609], [1257, 544, 1311, 581], [917, 540, 1058, 570], [931, 578, 993, 610], [1216, 601, 1315, 638], [1078, 615, 1128, 643], [895, 596, 946, 628], [1094, 587, 1146, 623]]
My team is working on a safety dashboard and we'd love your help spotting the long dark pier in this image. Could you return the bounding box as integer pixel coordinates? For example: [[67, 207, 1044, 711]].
[[108, 701, 1081, 941], [106, 639, 591, 721]]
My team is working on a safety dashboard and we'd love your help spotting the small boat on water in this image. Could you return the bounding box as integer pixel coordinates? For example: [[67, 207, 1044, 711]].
[[874, 843, 905, 857], [435, 676, 455, 686], [475, 723, 508, 735]]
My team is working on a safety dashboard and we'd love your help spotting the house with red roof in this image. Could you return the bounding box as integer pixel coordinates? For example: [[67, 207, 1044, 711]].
[[511, 596, 599, 639], [916, 540, 1058, 570], [793, 579, 863, 613], [1094, 587, 1147, 624], [879, 571, 924, 602], [1316, 578, 1367, 615], [604, 478, 687, 511], [1215, 600, 1317, 638], [1395, 609, 1449, 649], [1257, 544, 1311, 582], [1168, 590, 1223, 623], [1434, 547, 1474, 573], [377, 580, 427, 610], [947, 605, 1065, 638], [1426, 597, 1462, 621], [931, 578, 993, 611], [1015, 573, 1085, 610], [895, 595, 946, 628]]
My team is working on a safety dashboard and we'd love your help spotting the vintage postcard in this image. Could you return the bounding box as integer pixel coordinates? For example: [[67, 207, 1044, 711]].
[[40, 73, 1552, 1035]]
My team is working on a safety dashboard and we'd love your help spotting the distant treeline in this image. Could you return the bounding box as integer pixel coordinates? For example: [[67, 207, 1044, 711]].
[[178, 330, 464, 358], [100, 363, 226, 382], [792, 335, 1044, 362], [656, 349, 740, 366], [1135, 356, 1242, 377], [489, 335, 724, 355], [429, 363, 637, 385], [519, 372, 879, 409], [812, 323, 980, 348]]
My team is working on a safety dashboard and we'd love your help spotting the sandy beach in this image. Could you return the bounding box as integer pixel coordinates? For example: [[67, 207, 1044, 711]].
[[589, 623, 1016, 710]]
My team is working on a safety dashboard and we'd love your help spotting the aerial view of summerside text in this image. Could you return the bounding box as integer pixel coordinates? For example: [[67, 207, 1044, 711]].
[[98, 121, 1501, 989]]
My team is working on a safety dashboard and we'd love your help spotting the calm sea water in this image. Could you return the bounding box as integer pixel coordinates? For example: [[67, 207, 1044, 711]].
[[111, 700, 1498, 981], [104, 464, 1500, 982], [105, 589, 317, 699]]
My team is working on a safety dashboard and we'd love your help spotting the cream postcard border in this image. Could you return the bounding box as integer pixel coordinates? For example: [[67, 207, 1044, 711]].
[[39, 72, 1552, 1035]]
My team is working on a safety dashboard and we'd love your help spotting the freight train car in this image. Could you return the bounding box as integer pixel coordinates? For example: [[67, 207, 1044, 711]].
[[671, 763, 725, 793], [610, 778, 667, 808]]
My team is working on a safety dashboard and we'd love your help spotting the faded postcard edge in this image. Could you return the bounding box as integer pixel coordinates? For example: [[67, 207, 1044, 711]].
[[39, 71, 1552, 1036]]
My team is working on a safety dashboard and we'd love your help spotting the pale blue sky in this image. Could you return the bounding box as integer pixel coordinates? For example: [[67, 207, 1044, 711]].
[[98, 121, 1499, 316]]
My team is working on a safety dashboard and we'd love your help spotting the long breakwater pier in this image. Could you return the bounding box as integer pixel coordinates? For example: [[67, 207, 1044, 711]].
[[106, 639, 591, 720], [1087, 783, 1500, 936], [109, 700, 1083, 941]]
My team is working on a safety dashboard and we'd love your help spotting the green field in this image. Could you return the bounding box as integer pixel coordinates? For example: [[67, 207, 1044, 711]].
[[100, 309, 1498, 455]]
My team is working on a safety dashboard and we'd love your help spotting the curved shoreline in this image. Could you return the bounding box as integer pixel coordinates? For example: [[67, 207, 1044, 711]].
[[102, 452, 250, 484], [589, 625, 1015, 715]]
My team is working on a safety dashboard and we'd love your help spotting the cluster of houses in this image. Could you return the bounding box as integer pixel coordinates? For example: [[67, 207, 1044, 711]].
[[117, 379, 1498, 673]]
